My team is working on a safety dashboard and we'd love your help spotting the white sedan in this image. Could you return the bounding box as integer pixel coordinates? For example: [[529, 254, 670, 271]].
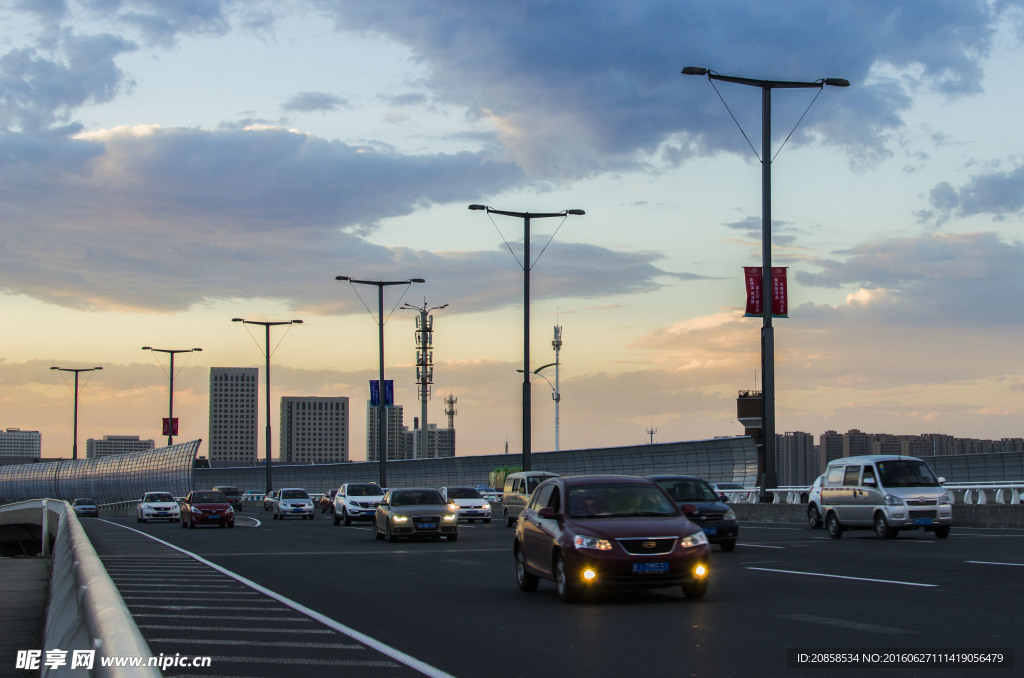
[[440, 487, 492, 523], [137, 492, 180, 523], [273, 488, 315, 520]]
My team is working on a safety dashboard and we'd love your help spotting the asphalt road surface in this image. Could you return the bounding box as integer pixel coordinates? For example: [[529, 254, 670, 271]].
[[82, 510, 1023, 677]]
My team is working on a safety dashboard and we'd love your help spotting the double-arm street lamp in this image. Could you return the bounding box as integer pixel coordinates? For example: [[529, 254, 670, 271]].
[[232, 318, 303, 494], [50, 365, 103, 460], [682, 66, 849, 496], [468, 205, 584, 472], [141, 346, 202, 446], [517, 362, 560, 452], [336, 276, 425, 487]]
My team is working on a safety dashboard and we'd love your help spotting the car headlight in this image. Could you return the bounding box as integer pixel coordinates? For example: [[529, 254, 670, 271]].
[[573, 535, 613, 551], [680, 531, 709, 548], [392, 515, 409, 523], [482, 503, 491, 510], [443, 513, 457, 522], [448, 502, 459, 512], [723, 508, 736, 521], [884, 494, 904, 506], [191, 507, 202, 514], [226, 505, 234, 513], [939, 492, 951, 505]]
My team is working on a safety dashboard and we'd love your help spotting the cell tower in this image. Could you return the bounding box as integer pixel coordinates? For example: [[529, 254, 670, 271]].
[[444, 393, 457, 430], [402, 300, 448, 459], [552, 325, 562, 452], [646, 422, 658, 444]]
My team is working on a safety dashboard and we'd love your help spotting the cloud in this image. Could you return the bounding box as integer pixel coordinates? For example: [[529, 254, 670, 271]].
[[282, 91, 347, 113], [928, 163, 1024, 221]]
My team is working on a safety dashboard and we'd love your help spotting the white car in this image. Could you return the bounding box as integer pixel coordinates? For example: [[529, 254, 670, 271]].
[[806, 474, 825, 529], [137, 492, 180, 523], [440, 486, 492, 523], [273, 488, 314, 520], [476, 486, 503, 503], [333, 482, 386, 526]]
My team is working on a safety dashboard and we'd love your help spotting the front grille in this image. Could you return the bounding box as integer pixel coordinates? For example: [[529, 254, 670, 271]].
[[909, 510, 937, 519], [906, 499, 937, 506], [616, 537, 677, 556]]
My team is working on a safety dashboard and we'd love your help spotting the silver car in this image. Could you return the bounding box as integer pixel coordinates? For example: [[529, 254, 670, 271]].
[[272, 488, 314, 520], [374, 488, 459, 542]]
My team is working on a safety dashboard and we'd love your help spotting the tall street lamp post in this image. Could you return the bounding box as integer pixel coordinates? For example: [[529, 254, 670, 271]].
[[232, 318, 303, 495], [468, 204, 584, 471], [517, 362, 560, 452], [336, 276, 425, 487], [50, 366, 103, 460], [682, 66, 848, 496], [141, 346, 202, 446]]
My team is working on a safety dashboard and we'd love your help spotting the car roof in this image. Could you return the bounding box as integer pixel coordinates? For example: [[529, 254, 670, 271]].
[[557, 475, 657, 487], [828, 454, 923, 465], [648, 474, 704, 481]]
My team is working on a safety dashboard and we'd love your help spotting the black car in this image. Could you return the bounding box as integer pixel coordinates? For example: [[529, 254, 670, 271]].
[[649, 475, 739, 552]]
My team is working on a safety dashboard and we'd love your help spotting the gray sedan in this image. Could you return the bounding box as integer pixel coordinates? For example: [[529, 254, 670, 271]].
[[374, 488, 459, 542]]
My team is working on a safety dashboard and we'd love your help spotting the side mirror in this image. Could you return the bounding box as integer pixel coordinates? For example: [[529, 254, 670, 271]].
[[937, 477, 946, 484], [537, 507, 558, 519], [379, 500, 388, 507]]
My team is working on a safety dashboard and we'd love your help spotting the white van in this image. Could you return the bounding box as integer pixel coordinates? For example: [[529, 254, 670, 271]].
[[819, 455, 952, 539], [501, 471, 559, 527]]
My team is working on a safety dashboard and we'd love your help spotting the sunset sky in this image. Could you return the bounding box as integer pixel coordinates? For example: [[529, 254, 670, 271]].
[[4, 1, 1024, 461]]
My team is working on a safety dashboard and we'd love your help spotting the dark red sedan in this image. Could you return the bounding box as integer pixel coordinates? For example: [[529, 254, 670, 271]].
[[513, 475, 710, 602], [181, 490, 235, 528]]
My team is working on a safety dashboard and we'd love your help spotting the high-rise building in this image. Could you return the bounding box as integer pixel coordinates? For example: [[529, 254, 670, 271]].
[[208, 367, 259, 466], [366, 404, 408, 461], [776, 431, 817, 485], [0, 428, 41, 460], [280, 396, 349, 464], [405, 421, 455, 458], [86, 435, 155, 458]]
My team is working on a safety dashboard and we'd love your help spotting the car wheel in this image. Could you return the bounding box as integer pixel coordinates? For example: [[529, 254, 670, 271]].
[[681, 577, 708, 599], [374, 521, 384, 540], [515, 547, 539, 592], [228, 523, 235, 528], [933, 525, 951, 539], [484, 518, 491, 524], [181, 516, 187, 528], [386, 522, 398, 543], [333, 509, 341, 526], [343, 509, 352, 527], [807, 505, 823, 529], [188, 518, 196, 529], [719, 540, 737, 552], [874, 512, 897, 539], [219, 522, 225, 528], [825, 511, 843, 539], [554, 553, 581, 603], [447, 533, 459, 542], [504, 510, 514, 527]]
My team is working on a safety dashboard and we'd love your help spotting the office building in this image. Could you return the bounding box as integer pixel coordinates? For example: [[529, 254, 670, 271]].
[[366, 404, 409, 461], [776, 431, 817, 486], [405, 421, 455, 459], [86, 435, 155, 459], [209, 367, 259, 465], [280, 396, 349, 464], [0, 428, 41, 460]]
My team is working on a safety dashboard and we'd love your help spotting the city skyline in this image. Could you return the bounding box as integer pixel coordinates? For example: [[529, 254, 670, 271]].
[[4, 2, 1024, 459]]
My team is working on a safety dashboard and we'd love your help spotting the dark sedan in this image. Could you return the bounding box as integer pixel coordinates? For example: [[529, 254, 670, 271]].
[[181, 490, 235, 528], [650, 475, 739, 551], [514, 475, 710, 602]]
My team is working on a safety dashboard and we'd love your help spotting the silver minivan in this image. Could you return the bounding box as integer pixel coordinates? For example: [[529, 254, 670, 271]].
[[820, 455, 952, 539], [501, 471, 559, 527]]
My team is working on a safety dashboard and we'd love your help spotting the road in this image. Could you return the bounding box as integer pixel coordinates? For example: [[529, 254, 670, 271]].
[[81, 509, 1022, 677]]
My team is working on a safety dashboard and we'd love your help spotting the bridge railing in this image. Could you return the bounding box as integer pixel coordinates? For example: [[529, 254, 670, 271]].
[[0, 499, 160, 677]]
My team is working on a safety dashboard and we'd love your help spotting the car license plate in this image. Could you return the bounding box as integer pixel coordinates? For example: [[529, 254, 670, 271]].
[[702, 527, 718, 536], [913, 517, 933, 525], [466, 511, 479, 515], [632, 561, 669, 574], [293, 508, 303, 512], [208, 515, 219, 520], [418, 522, 437, 529]]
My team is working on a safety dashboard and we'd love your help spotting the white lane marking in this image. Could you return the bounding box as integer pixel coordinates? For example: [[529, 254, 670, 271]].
[[735, 544, 785, 549], [779, 613, 911, 635], [747, 567, 938, 587], [137, 625, 335, 634], [100, 520, 456, 678], [966, 560, 1024, 567], [147, 638, 364, 650], [127, 605, 277, 611], [192, 548, 508, 557]]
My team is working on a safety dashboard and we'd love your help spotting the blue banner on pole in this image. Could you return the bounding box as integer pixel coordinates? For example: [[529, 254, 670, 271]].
[[369, 380, 394, 406]]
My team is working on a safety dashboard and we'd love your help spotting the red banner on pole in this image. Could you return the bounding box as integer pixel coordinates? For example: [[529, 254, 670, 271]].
[[162, 418, 179, 435], [744, 267, 788, 318]]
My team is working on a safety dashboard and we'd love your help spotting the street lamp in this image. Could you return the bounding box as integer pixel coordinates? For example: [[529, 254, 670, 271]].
[[517, 362, 560, 452], [468, 204, 584, 471], [141, 346, 202, 446], [231, 318, 303, 494], [336, 276, 425, 486], [401, 300, 448, 459], [50, 366, 103, 460], [682, 66, 848, 497]]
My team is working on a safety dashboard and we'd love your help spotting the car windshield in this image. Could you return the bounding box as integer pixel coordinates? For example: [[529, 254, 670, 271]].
[[348, 484, 383, 497], [216, 487, 240, 496], [391, 490, 443, 506], [526, 476, 551, 493], [655, 479, 720, 503], [716, 483, 744, 490], [877, 460, 940, 487], [446, 488, 482, 499], [145, 493, 175, 502], [75, 498, 96, 505], [567, 484, 678, 518], [192, 492, 227, 503], [281, 490, 308, 500]]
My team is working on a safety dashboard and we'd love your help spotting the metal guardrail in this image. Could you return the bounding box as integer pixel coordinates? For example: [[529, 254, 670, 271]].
[[0, 499, 161, 677], [720, 483, 1024, 506]]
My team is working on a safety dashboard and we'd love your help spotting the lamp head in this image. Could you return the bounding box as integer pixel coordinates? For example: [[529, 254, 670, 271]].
[[567, 209, 585, 215], [411, 278, 426, 284], [231, 317, 244, 323], [141, 346, 152, 351], [468, 204, 487, 211], [50, 366, 59, 370], [682, 66, 708, 76], [291, 320, 304, 324], [193, 348, 203, 352], [824, 77, 850, 87], [335, 275, 350, 281], [94, 367, 103, 371]]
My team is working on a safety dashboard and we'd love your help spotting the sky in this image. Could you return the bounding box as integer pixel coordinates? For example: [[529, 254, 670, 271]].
[[4, 0, 1024, 461]]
